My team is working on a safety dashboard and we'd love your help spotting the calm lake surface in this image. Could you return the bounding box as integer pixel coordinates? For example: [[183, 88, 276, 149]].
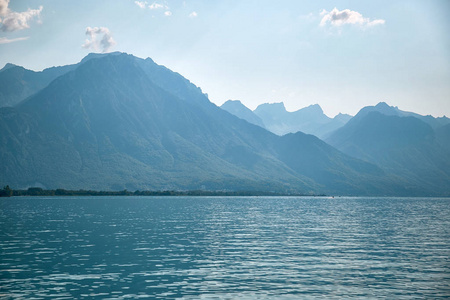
[[1, 196, 449, 299]]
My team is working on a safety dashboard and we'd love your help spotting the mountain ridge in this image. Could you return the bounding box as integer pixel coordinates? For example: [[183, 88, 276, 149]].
[[0, 52, 411, 195], [351, 102, 450, 129], [251, 102, 352, 138], [0, 61, 78, 108], [221, 100, 266, 128], [326, 105, 450, 195]]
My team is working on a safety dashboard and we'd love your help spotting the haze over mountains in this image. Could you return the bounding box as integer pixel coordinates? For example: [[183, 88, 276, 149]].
[[220, 100, 266, 129], [221, 100, 353, 139], [0, 63, 78, 108], [222, 100, 450, 195], [0, 52, 449, 196], [325, 103, 450, 194]]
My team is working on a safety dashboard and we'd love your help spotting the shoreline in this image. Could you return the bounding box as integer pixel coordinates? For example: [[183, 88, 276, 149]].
[[1, 187, 320, 198]]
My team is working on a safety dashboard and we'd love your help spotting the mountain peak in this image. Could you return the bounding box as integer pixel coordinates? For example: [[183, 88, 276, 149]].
[[302, 104, 324, 114], [353, 101, 400, 121], [374, 102, 399, 114], [0, 63, 19, 72], [221, 100, 248, 112], [334, 113, 353, 122], [308, 103, 321, 108], [80, 51, 127, 64], [221, 100, 266, 128], [375, 101, 390, 108], [255, 102, 287, 113], [223, 99, 244, 106]]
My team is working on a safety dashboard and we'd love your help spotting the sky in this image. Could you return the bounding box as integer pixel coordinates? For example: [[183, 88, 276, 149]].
[[0, 0, 449, 118]]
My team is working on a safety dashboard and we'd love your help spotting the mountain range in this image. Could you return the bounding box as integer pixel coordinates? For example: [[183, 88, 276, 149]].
[[220, 100, 266, 129], [223, 99, 450, 195], [221, 100, 352, 139], [0, 52, 449, 196], [325, 102, 450, 194]]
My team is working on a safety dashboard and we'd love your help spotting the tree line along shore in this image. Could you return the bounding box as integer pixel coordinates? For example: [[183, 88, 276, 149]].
[[0, 186, 317, 197]]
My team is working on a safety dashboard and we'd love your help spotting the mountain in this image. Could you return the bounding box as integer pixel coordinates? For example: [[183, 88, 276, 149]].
[[318, 113, 353, 140], [436, 123, 450, 149], [0, 62, 77, 107], [354, 102, 450, 129], [253, 102, 351, 139], [221, 100, 266, 128], [0, 52, 407, 195], [326, 104, 450, 195]]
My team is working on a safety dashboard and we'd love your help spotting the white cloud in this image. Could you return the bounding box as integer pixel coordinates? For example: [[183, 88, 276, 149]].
[[0, 0, 43, 32], [189, 11, 197, 18], [82, 27, 116, 53], [367, 19, 386, 26], [149, 2, 167, 10], [0, 36, 28, 44], [0, 0, 9, 16], [135, 1, 171, 17], [320, 8, 385, 27], [135, 1, 147, 9]]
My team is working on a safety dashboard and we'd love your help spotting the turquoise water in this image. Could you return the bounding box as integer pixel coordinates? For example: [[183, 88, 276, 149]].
[[0, 196, 449, 299]]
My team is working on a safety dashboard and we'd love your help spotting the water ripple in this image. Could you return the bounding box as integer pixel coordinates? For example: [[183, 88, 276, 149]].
[[0, 196, 449, 299]]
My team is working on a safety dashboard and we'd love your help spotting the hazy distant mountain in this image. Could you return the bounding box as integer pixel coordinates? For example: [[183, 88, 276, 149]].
[[0, 52, 408, 195], [253, 102, 352, 139], [318, 113, 354, 140], [354, 102, 450, 129], [221, 100, 266, 128], [0, 62, 77, 107], [326, 104, 450, 195]]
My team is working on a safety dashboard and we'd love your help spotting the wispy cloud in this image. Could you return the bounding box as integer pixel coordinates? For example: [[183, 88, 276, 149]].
[[135, 1, 147, 9], [0, 0, 43, 32], [135, 1, 172, 17], [133, 1, 194, 18], [0, 36, 28, 44], [149, 2, 167, 10], [82, 27, 116, 53], [320, 8, 385, 28]]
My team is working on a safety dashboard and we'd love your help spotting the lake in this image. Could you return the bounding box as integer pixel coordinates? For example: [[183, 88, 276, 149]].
[[1, 196, 449, 299]]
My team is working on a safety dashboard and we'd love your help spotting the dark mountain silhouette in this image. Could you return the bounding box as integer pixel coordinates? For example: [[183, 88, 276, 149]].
[[253, 102, 351, 138], [0, 52, 406, 195], [221, 100, 266, 128], [326, 104, 450, 195]]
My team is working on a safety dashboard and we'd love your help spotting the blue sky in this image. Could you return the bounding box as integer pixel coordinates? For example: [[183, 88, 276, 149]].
[[1, 0, 449, 117]]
